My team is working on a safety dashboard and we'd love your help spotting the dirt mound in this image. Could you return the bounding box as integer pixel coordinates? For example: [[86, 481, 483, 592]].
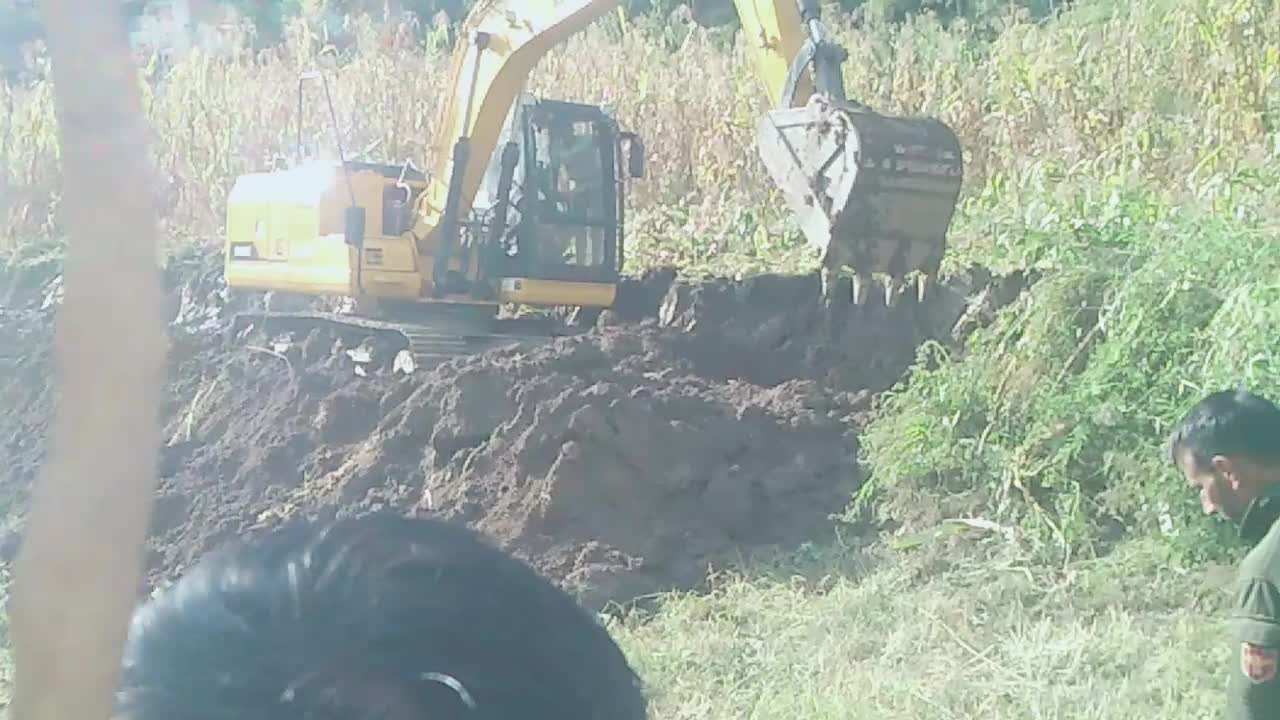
[[0, 264, 1029, 609]]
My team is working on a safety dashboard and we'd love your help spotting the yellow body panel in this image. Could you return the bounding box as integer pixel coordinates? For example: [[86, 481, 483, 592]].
[[226, 161, 432, 297], [732, 0, 811, 108], [497, 277, 616, 308], [356, 235, 423, 299]]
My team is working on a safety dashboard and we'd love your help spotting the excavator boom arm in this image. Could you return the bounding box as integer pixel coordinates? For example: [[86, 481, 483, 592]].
[[414, 0, 815, 248], [413, 0, 621, 255], [407, 0, 962, 306], [729, 0, 813, 108]]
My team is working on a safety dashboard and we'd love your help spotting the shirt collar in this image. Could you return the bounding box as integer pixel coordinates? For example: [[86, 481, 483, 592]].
[[1239, 483, 1280, 544]]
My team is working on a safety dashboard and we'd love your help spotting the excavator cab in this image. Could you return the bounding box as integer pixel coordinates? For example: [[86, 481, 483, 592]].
[[477, 97, 644, 305]]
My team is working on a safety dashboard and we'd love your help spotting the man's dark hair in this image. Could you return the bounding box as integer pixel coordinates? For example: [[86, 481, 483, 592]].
[[1169, 389, 1280, 471], [112, 512, 648, 720]]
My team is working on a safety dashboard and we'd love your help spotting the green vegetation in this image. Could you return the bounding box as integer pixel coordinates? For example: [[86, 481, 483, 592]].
[[1, 0, 1279, 715], [611, 537, 1236, 717], [853, 0, 1280, 568], [601, 1, 1279, 714]]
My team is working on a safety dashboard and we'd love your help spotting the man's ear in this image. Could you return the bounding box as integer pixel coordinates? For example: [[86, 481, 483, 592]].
[[1212, 455, 1240, 487], [1213, 453, 1233, 476]]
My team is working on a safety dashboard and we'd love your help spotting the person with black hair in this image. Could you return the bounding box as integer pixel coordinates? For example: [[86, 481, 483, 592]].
[[1170, 389, 1280, 719], [111, 512, 649, 720]]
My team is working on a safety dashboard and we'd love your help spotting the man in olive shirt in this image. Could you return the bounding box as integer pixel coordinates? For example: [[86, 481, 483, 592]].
[[1170, 389, 1280, 718]]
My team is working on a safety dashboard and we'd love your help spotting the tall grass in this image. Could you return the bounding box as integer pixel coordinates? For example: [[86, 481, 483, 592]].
[[610, 537, 1233, 719], [852, 0, 1280, 564], [4, 0, 1273, 269]]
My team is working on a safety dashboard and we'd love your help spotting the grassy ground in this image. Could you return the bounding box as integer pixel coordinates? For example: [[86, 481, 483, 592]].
[[1, 0, 1278, 715], [588, 1, 1278, 713], [611, 536, 1236, 718]]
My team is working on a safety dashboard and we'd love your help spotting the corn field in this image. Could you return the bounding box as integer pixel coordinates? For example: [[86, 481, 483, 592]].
[[0, 0, 1276, 274]]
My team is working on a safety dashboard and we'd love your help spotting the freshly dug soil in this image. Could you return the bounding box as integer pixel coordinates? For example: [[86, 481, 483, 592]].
[[0, 263, 1029, 609]]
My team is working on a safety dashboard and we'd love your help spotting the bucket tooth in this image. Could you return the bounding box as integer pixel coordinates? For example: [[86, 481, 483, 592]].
[[883, 275, 901, 308], [819, 266, 836, 306], [851, 271, 871, 306]]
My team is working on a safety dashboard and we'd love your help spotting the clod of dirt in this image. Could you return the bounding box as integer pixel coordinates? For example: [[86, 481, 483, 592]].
[[0, 263, 1029, 610]]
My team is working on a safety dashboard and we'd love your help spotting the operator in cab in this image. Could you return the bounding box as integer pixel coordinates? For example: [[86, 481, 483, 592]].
[[1170, 389, 1280, 719]]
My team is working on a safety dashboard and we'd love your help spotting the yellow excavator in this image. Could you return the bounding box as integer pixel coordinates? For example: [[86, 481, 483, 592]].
[[223, 0, 964, 366]]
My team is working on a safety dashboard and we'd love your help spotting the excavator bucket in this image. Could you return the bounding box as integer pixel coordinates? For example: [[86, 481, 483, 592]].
[[756, 93, 964, 305]]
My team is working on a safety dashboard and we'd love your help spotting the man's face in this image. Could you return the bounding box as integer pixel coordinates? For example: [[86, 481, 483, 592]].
[[1178, 448, 1259, 522]]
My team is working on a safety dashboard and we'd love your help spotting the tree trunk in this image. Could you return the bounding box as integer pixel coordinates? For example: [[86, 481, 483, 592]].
[[7, 2, 166, 720]]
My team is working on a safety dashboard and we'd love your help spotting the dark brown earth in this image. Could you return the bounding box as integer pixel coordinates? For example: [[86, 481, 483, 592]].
[[0, 257, 1029, 609]]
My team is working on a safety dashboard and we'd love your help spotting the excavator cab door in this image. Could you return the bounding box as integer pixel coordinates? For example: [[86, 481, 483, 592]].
[[514, 101, 620, 284]]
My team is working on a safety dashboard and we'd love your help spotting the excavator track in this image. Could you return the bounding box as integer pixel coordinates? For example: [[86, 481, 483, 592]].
[[397, 318, 567, 363], [228, 309, 570, 371]]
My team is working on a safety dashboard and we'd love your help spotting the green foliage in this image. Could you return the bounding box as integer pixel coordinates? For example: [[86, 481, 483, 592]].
[[836, 0, 1062, 23], [858, 187, 1277, 561], [852, 0, 1280, 565], [608, 537, 1233, 718]]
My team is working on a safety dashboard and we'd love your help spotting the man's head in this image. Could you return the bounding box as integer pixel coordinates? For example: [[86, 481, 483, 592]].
[[112, 512, 648, 720], [1169, 389, 1280, 522]]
